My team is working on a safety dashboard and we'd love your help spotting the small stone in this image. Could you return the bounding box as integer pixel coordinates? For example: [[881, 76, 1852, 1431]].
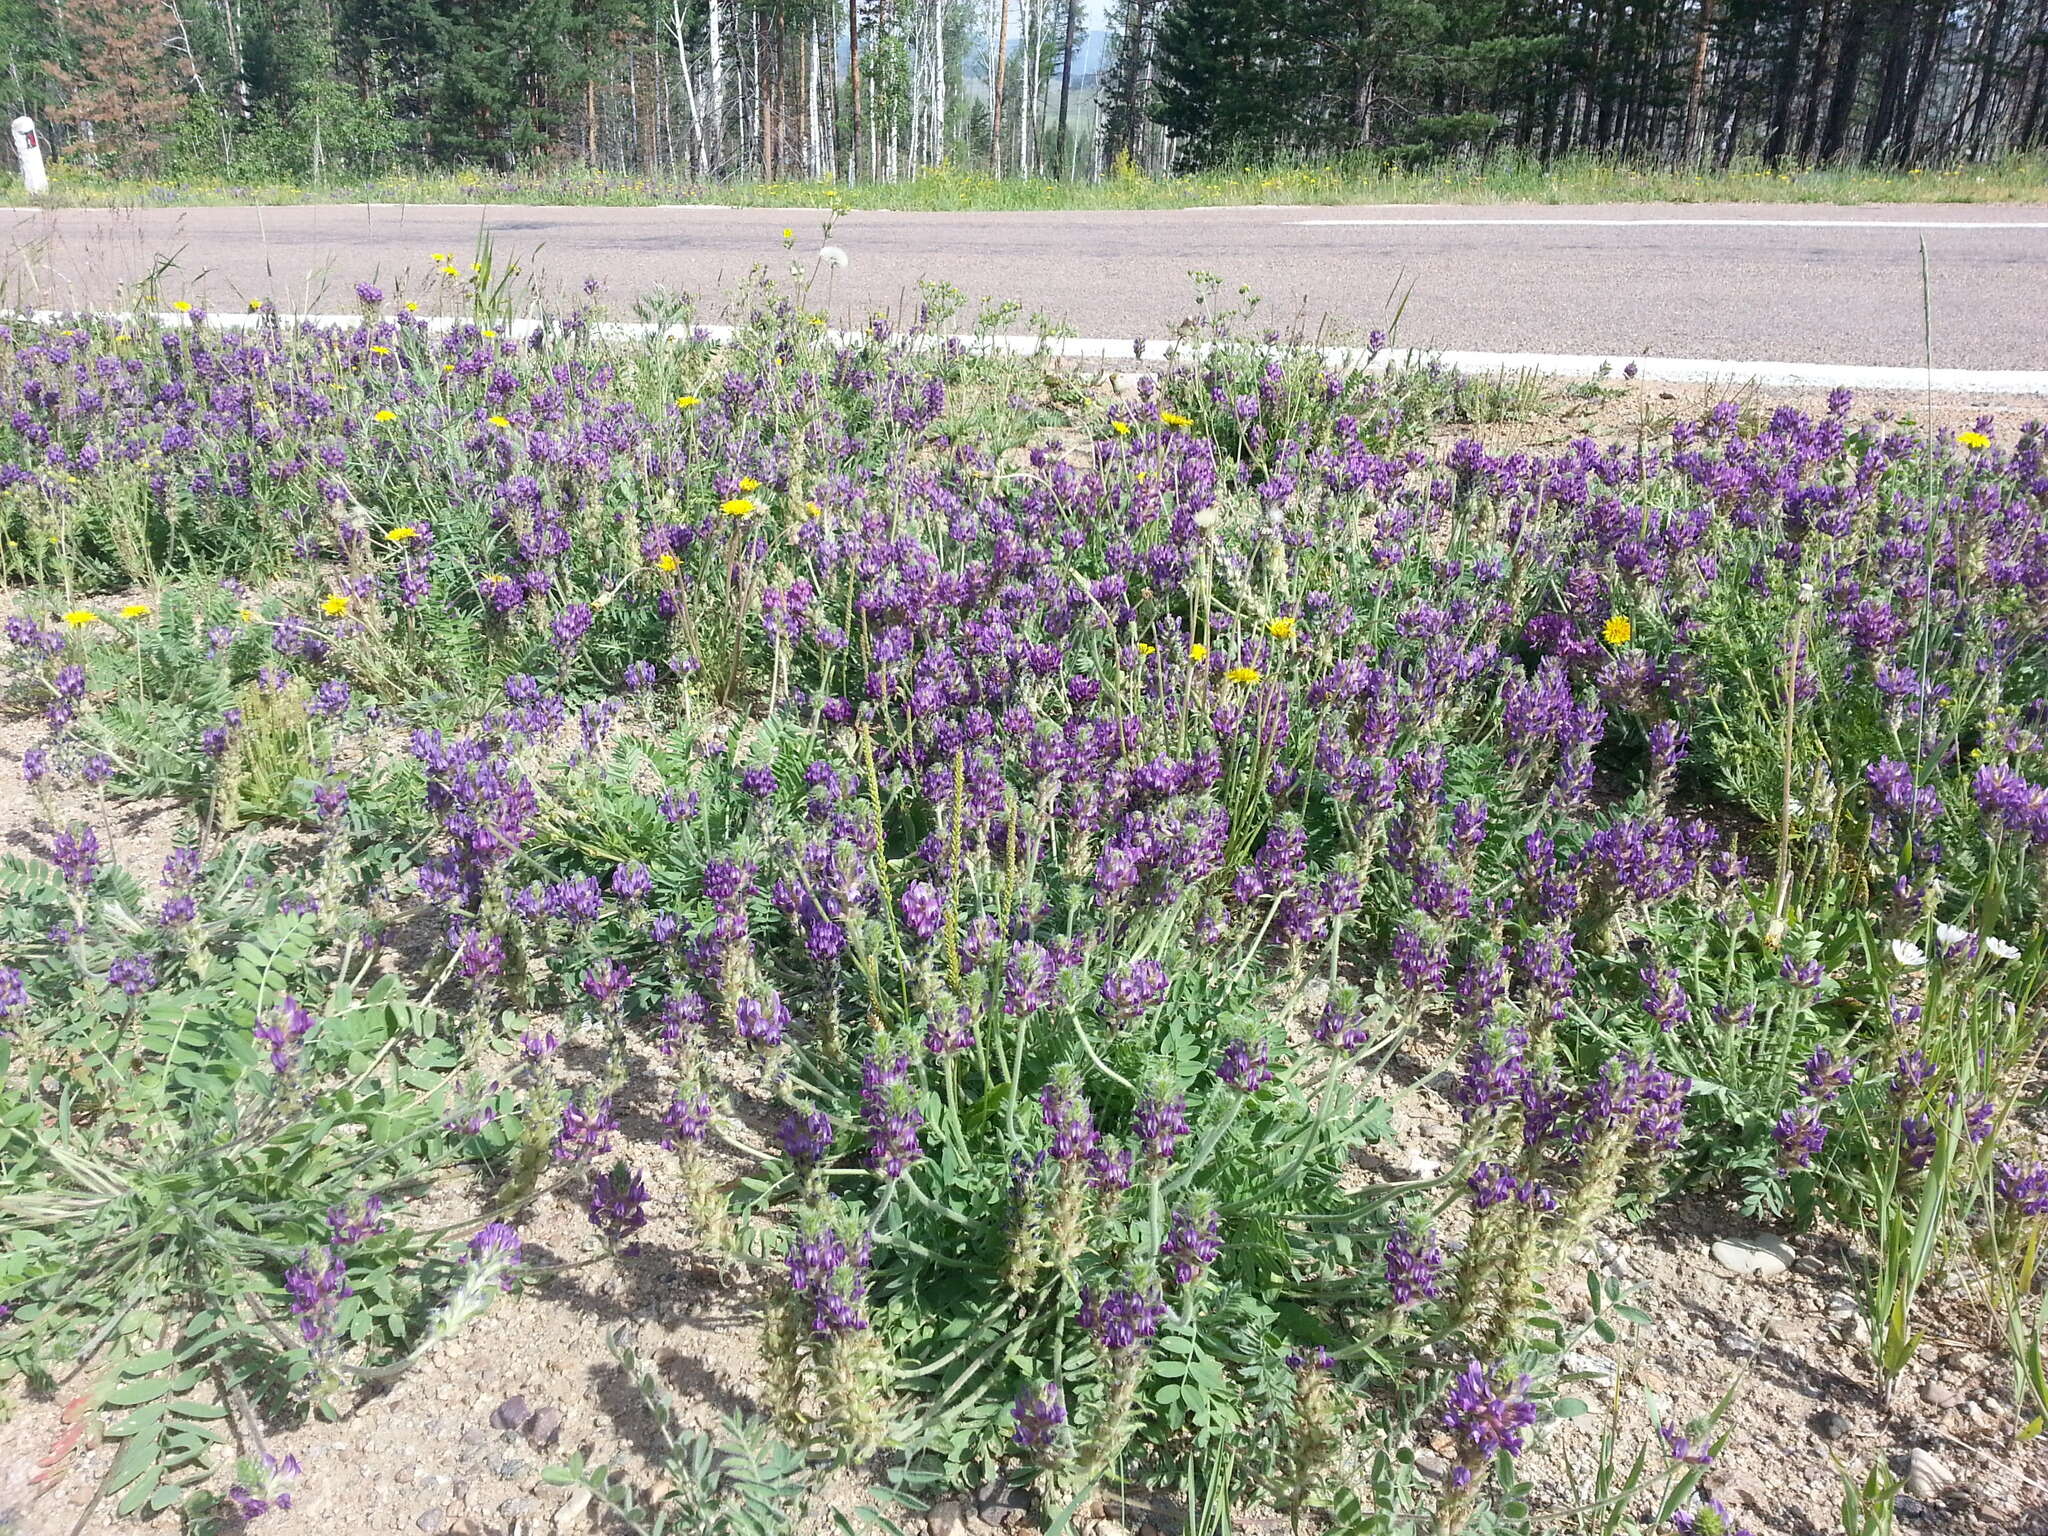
[[1711, 1236, 1793, 1278], [1093, 1522, 1130, 1536], [415, 1509, 448, 1535], [525, 1405, 564, 1447], [495, 1457, 532, 1480], [1411, 1449, 1452, 1484], [1761, 1317, 1793, 1343], [1898, 1448, 1953, 1500], [553, 1488, 594, 1532], [980, 1508, 1023, 1529], [492, 1395, 531, 1431], [1812, 1411, 1851, 1442], [459, 1425, 491, 1449], [419, 1475, 454, 1497], [928, 1500, 970, 1536], [1563, 1349, 1617, 1385], [500, 1496, 541, 1517], [1919, 1381, 1962, 1410], [1721, 1327, 1762, 1360]]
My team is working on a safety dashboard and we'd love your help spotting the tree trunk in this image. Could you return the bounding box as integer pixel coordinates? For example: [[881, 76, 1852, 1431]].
[[1763, 1, 1808, 165], [1818, 0, 1869, 162], [1055, 0, 1078, 176], [992, 0, 1010, 172], [1680, 0, 1717, 164]]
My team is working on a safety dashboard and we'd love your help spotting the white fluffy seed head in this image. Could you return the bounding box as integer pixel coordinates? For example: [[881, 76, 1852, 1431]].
[[818, 245, 850, 270]]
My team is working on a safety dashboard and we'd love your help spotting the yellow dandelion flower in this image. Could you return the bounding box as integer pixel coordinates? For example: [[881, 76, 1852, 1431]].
[[1160, 411, 1193, 428], [442, 363, 456, 373], [1958, 431, 1990, 451], [171, 300, 192, 313], [1268, 617, 1298, 641], [247, 298, 264, 312], [404, 300, 419, 313], [1189, 643, 1209, 662], [676, 395, 701, 409], [374, 409, 398, 423], [1111, 420, 1133, 437], [369, 345, 391, 355], [803, 500, 824, 518], [1136, 642, 1156, 657], [59, 608, 100, 628], [238, 607, 258, 623], [656, 552, 680, 573], [720, 497, 757, 517], [738, 476, 761, 492], [487, 415, 511, 428], [782, 227, 794, 239], [120, 603, 152, 619], [321, 594, 350, 617], [481, 329, 497, 339], [385, 526, 420, 543], [1603, 614, 1633, 645], [429, 252, 449, 263], [1224, 665, 1261, 685], [440, 265, 460, 277]]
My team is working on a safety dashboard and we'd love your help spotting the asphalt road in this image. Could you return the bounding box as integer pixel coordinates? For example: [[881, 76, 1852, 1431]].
[[4, 201, 2044, 370]]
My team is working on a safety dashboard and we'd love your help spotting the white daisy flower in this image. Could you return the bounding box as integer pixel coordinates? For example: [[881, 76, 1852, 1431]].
[[1889, 938, 1928, 968], [1983, 935, 2021, 961], [1934, 922, 1973, 947]]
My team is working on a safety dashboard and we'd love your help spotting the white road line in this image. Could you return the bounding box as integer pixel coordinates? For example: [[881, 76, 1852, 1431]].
[[1293, 216, 2048, 229], [17, 309, 2046, 396]]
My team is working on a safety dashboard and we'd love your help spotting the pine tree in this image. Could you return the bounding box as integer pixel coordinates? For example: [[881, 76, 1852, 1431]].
[[45, 0, 188, 170]]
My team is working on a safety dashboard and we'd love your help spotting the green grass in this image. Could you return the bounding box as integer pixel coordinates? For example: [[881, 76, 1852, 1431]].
[[17, 151, 2048, 212]]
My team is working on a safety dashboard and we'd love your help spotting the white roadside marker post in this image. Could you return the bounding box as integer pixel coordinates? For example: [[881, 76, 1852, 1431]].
[[12, 117, 47, 197]]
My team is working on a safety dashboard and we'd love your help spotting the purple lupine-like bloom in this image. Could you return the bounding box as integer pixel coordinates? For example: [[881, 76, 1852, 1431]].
[[860, 1050, 925, 1177], [1658, 1421, 1715, 1466], [1217, 1037, 1274, 1093], [1891, 1048, 1935, 1095], [580, 957, 634, 1008], [1004, 942, 1058, 1015], [106, 953, 157, 998], [253, 995, 317, 1074], [553, 1097, 618, 1163], [1772, 1105, 1827, 1168], [622, 660, 658, 692], [1133, 1090, 1190, 1166], [225, 1452, 302, 1521], [739, 765, 778, 799], [1011, 1381, 1068, 1452], [588, 1163, 650, 1245], [1078, 1282, 1167, 1354], [658, 990, 705, 1051], [1441, 1359, 1538, 1461], [283, 1245, 353, 1347], [1466, 1161, 1558, 1212], [1799, 1047, 1855, 1101], [519, 1029, 560, 1062], [1779, 955, 1825, 990], [1900, 1113, 1937, 1171], [1639, 967, 1691, 1032], [551, 602, 594, 652], [48, 824, 104, 889], [0, 965, 29, 1020], [1099, 958, 1168, 1022], [785, 1219, 873, 1333], [466, 1221, 524, 1285], [899, 880, 943, 941], [1391, 924, 1450, 994], [611, 861, 653, 902], [922, 1004, 976, 1056], [1040, 1074, 1098, 1161], [1088, 1142, 1135, 1194], [1995, 1160, 2048, 1217], [735, 990, 790, 1048], [1312, 996, 1371, 1054], [327, 1197, 390, 1246], [1384, 1220, 1445, 1305], [777, 1109, 834, 1168], [1159, 1206, 1222, 1286], [355, 282, 384, 305], [660, 1093, 714, 1148]]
